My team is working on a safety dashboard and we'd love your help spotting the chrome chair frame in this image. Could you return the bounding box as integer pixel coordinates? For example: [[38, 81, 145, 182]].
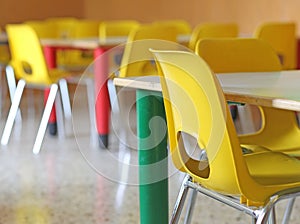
[[1, 65, 72, 154], [172, 175, 300, 224]]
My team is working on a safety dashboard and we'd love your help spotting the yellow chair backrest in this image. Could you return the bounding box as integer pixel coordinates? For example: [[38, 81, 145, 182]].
[[99, 20, 140, 42], [25, 20, 57, 39], [254, 22, 297, 69], [118, 24, 181, 78], [152, 19, 192, 34], [6, 24, 51, 84], [189, 23, 238, 50], [44, 18, 98, 68], [46, 17, 78, 38], [196, 38, 300, 155], [70, 19, 99, 38], [63, 19, 100, 68], [196, 38, 281, 72]]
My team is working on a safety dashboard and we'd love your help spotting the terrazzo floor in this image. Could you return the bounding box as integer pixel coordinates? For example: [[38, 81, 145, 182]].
[[0, 85, 299, 224]]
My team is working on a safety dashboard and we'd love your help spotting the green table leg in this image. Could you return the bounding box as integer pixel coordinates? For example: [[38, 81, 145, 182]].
[[137, 90, 168, 224]]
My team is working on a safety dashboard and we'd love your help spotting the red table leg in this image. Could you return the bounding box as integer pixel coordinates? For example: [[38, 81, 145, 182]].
[[43, 46, 57, 69], [43, 46, 57, 135], [94, 47, 110, 148]]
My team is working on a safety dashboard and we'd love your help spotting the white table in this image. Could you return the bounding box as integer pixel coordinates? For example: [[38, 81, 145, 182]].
[[217, 70, 300, 111], [40, 34, 190, 49], [114, 70, 300, 111], [113, 70, 300, 224]]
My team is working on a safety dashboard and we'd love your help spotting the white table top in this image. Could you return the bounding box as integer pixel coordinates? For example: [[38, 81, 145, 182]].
[[40, 37, 127, 49], [113, 70, 300, 111], [40, 34, 190, 49]]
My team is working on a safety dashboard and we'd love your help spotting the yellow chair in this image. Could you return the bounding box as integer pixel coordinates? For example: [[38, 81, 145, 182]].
[[254, 22, 297, 70], [151, 48, 300, 223], [27, 18, 76, 70], [70, 19, 99, 38], [99, 20, 140, 43], [118, 24, 182, 78], [1, 24, 74, 154], [188, 23, 239, 123], [189, 22, 239, 50], [45, 17, 96, 70], [196, 38, 300, 157], [45, 17, 78, 38], [25, 20, 57, 39], [62, 19, 99, 70], [109, 24, 184, 148], [99, 20, 140, 72]]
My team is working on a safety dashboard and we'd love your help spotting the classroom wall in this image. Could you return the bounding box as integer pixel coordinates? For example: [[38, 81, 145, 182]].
[[0, 0, 84, 27], [235, 0, 300, 35], [84, 0, 238, 28], [1, 0, 300, 35], [84, 0, 300, 35]]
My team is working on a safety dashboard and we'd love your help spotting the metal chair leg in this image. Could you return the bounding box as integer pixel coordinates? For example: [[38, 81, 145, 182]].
[[268, 207, 276, 224], [183, 189, 197, 224], [58, 79, 72, 120], [32, 84, 58, 154], [183, 150, 206, 224], [5, 65, 16, 102], [86, 78, 97, 145], [282, 198, 295, 224], [109, 82, 137, 149], [55, 88, 65, 139], [170, 175, 191, 224], [0, 64, 3, 117], [107, 78, 120, 114], [1, 79, 26, 145], [5, 65, 22, 121]]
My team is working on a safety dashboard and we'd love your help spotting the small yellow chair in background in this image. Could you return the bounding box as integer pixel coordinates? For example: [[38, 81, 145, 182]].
[[99, 20, 140, 71], [1, 24, 75, 154], [188, 23, 239, 125], [152, 48, 300, 224], [118, 24, 180, 78], [27, 18, 76, 70], [45, 17, 99, 70], [45, 17, 78, 38], [99, 20, 140, 43], [254, 22, 297, 70], [62, 19, 99, 70], [196, 37, 300, 223], [188, 22, 239, 50], [196, 38, 300, 156], [110, 24, 185, 148], [25, 20, 57, 38]]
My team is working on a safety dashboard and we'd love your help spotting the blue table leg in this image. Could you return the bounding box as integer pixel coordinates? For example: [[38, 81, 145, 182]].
[[137, 90, 168, 224]]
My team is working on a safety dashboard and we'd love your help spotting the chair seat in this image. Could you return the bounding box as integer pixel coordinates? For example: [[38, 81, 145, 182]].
[[242, 144, 300, 158], [245, 151, 300, 185]]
